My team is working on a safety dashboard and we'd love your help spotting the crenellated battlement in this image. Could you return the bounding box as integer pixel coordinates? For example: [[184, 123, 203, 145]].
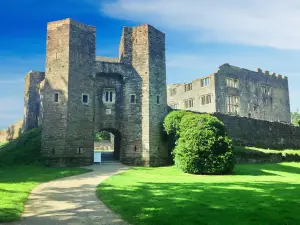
[[219, 64, 288, 81]]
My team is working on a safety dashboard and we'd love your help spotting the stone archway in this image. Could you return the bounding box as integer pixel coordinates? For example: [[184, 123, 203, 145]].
[[95, 128, 122, 161]]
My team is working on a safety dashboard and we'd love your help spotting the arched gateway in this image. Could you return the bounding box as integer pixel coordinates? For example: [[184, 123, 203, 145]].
[[24, 18, 168, 167]]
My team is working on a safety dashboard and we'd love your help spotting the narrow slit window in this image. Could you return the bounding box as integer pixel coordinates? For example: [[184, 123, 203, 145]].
[[110, 91, 113, 102], [130, 94, 136, 104], [157, 95, 160, 104], [82, 94, 89, 104], [105, 92, 109, 102], [54, 93, 59, 103]]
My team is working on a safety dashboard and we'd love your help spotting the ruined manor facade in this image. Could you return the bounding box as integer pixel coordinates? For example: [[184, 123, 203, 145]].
[[167, 64, 291, 123], [23, 18, 168, 167]]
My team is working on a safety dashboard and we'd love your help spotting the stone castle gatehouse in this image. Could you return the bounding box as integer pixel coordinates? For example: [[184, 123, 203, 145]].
[[23, 18, 168, 167]]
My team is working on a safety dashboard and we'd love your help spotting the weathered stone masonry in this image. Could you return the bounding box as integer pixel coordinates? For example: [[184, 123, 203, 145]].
[[23, 18, 168, 167], [168, 64, 291, 123]]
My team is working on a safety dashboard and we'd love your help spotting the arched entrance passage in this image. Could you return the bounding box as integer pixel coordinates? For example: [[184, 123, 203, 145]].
[[94, 128, 121, 162]]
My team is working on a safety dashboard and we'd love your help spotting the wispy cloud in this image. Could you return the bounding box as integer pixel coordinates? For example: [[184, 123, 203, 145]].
[[0, 78, 23, 84], [101, 0, 300, 50]]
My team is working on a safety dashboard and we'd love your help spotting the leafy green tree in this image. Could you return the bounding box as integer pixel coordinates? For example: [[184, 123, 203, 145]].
[[95, 131, 110, 141], [291, 111, 300, 126]]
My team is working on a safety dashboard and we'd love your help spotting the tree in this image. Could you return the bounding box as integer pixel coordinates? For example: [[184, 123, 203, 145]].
[[291, 111, 300, 126], [95, 131, 110, 142]]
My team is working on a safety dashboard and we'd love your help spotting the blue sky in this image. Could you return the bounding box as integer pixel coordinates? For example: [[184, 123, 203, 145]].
[[1, 0, 300, 129]]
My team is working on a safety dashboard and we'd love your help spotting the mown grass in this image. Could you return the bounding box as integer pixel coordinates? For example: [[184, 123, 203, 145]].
[[0, 165, 90, 222], [234, 146, 300, 156], [97, 163, 300, 225], [0, 142, 6, 147]]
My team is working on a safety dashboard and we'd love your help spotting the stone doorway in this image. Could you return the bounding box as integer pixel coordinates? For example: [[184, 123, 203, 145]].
[[94, 128, 121, 163]]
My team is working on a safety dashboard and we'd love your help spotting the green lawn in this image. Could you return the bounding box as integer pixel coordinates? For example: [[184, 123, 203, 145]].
[[234, 146, 300, 156], [0, 142, 7, 147], [97, 163, 300, 225], [0, 165, 90, 222]]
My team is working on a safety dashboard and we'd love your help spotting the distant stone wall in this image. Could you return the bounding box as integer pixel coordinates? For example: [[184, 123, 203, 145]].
[[94, 140, 114, 150], [213, 113, 300, 149], [7, 120, 24, 141], [0, 130, 7, 142]]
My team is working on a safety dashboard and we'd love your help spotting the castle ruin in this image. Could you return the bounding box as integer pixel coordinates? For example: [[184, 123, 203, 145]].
[[167, 64, 291, 123]]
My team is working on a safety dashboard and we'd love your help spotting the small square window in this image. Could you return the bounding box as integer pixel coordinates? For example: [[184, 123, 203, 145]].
[[82, 94, 89, 104], [130, 94, 136, 104], [54, 93, 59, 103]]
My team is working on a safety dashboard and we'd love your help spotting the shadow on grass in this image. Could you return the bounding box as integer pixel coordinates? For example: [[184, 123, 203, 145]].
[[98, 181, 300, 225], [234, 163, 300, 176]]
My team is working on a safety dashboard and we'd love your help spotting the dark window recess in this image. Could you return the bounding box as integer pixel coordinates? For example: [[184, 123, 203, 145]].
[[54, 93, 59, 103], [130, 95, 136, 103], [77, 147, 84, 154], [157, 95, 160, 104], [52, 148, 55, 155], [106, 92, 109, 102], [82, 94, 88, 104], [110, 91, 113, 102], [134, 146, 137, 152]]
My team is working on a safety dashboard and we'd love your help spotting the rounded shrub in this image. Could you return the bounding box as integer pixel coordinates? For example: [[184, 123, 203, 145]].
[[163, 110, 191, 163], [174, 113, 234, 175], [163, 110, 190, 138]]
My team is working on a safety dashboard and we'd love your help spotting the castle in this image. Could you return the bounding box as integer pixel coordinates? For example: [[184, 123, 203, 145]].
[[19, 18, 294, 167], [23, 18, 168, 167], [167, 64, 291, 123]]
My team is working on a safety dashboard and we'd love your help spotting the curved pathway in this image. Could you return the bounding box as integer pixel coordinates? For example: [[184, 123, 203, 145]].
[[5, 163, 130, 225]]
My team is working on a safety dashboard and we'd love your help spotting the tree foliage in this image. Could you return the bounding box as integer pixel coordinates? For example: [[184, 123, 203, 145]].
[[163, 111, 235, 175], [95, 131, 111, 141], [291, 112, 300, 126]]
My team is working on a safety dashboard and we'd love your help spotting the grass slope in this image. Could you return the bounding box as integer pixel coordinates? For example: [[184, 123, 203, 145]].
[[97, 163, 300, 225], [0, 128, 91, 222], [0, 128, 41, 167]]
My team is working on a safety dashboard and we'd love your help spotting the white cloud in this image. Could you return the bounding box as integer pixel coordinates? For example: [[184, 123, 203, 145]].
[[101, 0, 300, 50]]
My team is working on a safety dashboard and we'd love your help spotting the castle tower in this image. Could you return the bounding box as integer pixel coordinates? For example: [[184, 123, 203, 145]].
[[119, 24, 168, 166], [42, 19, 96, 166], [23, 70, 45, 131]]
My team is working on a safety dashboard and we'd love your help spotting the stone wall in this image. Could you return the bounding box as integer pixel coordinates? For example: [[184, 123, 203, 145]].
[[167, 74, 216, 113], [215, 64, 291, 123], [213, 113, 300, 149], [0, 130, 7, 142], [166, 63, 291, 124], [7, 120, 24, 141], [42, 19, 96, 167], [23, 70, 45, 131]]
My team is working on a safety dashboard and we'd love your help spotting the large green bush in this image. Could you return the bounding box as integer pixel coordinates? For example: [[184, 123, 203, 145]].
[[0, 128, 41, 167], [164, 111, 235, 174]]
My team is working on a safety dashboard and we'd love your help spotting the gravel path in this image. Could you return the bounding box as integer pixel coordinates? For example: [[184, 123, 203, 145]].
[[5, 163, 130, 225]]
